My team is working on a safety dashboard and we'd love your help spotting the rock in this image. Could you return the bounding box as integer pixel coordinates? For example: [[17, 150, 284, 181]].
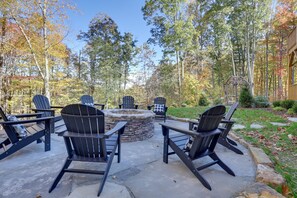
[[235, 182, 285, 198], [256, 164, 285, 187], [249, 147, 273, 166], [250, 123, 264, 129], [233, 124, 246, 130], [270, 122, 288, 126], [287, 117, 297, 122]]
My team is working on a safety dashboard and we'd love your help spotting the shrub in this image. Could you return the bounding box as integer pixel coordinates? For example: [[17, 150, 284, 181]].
[[198, 94, 209, 106], [213, 98, 223, 105], [280, 100, 295, 110], [254, 96, 270, 108], [272, 100, 281, 107], [292, 102, 297, 114], [273, 106, 286, 111], [287, 108, 295, 115], [239, 86, 253, 108]]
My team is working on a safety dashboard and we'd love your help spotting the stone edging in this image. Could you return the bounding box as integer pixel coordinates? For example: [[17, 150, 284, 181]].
[[167, 115, 286, 198]]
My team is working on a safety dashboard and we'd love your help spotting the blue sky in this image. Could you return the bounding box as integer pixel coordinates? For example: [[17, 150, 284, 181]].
[[65, 0, 161, 60]]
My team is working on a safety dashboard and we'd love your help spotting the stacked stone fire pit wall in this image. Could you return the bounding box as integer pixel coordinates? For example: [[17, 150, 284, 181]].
[[104, 109, 155, 142]]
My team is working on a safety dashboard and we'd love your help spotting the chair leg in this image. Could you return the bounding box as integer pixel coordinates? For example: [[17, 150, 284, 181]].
[[49, 158, 72, 193], [97, 145, 117, 196], [169, 138, 212, 190], [218, 137, 243, 155], [209, 153, 235, 176], [162, 126, 169, 164], [227, 137, 237, 146], [117, 135, 121, 163], [0, 138, 11, 149], [44, 130, 51, 152]]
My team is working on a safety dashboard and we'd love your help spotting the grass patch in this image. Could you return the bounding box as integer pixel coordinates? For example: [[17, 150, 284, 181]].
[[167, 106, 208, 119], [168, 106, 296, 197]]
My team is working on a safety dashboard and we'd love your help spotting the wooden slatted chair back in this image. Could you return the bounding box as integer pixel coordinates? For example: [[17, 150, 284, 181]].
[[80, 95, 94, 105], [189, 105, 226, 159], [33, 95, 52, 117], [0, 107, 19, 144], [154, 97, 166, 105], [153, 97, 167, 116], [61, 104, 106, 159], [122, 96, 135, 109], [224, 102, 239, 121]]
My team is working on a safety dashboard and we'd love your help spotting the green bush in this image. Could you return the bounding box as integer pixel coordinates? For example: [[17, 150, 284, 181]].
[[292, 102, 297, 114], [272, 100, 281, 107], [213, 98, 223, 105], [239, 86, 253, 108], [280, 100, 295, 110], [198, 94, 209, 106], [273, 106, 286, 111], [287, 108, 295, 115], [254, 96, 270, 108]]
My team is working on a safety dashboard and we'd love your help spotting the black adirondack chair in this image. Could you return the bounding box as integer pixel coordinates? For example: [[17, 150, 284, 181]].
[[119, 96, 138, 109], [32, 95, 63, 122], [189, 102, 242, 154], [80, 95, 105, 110], [160, 105, 235, 191], [147, 97, 168, 122], [32, 94, 66, 133], [0, 107, 52, 160], [48, 104, 127, 197]]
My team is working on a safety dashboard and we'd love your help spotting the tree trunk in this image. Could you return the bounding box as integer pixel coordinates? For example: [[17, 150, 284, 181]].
[[0, 16, 6, 105], [42, 0, 50, 101], [265, 32, 269, 98], [176, 50, 181, 104]]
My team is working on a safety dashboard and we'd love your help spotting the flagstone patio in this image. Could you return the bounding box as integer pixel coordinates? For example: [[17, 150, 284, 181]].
[[1, 120, 257, 198]]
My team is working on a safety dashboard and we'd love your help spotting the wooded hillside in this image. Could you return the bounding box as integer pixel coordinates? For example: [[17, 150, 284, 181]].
[[0, 0, 296, 113]]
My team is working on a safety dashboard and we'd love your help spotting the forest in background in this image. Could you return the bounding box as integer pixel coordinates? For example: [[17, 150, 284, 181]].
[[0, 0, 296, 113]]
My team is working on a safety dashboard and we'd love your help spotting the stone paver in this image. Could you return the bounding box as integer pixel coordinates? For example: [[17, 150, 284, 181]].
[[250, 123, 264, 129], [270, 122, 288, 126], [256, 164, 285, 187], [233, 124, 246, 130], [249, 147, 272, 166], [235, 182, 286, 198], [287, 117, 297, 122]]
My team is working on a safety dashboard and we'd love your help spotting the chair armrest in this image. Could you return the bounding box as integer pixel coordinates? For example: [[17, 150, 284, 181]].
[[220, 119, 235, 124], [160, 122, 222, 137], [94, 104, 105, 110], [135, 105, 138, 109], [160, 122, 200, 137], [61, 121, 127, 139], [119, 104, 122, 109], [189, 119, 199, 125], [0, 116, 54, 125], [164, 106, 168, 112], [60, 131, 105, 139], [105, 121, 127, 136], [147, 105, 153, 110], [32, 108, 55, 113], [50, 105, 64, 109], [13, 112, 44, 118]]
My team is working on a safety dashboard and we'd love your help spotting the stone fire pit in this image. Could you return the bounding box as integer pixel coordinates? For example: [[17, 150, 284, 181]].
[[104, 109, 155, 142]]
